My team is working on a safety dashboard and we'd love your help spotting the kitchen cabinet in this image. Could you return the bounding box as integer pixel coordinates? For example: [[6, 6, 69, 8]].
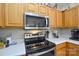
[[55, 42, 67, 56], [64, 10, 72, 28], [64, 7, 78, 28], [38, 4, 48, 16], [76, 44, 79, 56], [56, 10, 63, 28], [0, 4, 4, 27], [24, 3, 39, 14], [5, 4, 24, 27], [49, 8, 63, 28], [67, 42, 79, 56], [49, 8, 57, 28], [55, 42, 79, 56], [77, 6, 79, 28]]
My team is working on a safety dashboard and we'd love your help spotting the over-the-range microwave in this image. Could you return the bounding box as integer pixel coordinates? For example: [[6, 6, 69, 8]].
[[24, 13, 49, 29]]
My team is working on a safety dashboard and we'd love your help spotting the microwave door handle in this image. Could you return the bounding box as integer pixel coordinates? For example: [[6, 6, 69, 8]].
[[46, 18, 48, 27]]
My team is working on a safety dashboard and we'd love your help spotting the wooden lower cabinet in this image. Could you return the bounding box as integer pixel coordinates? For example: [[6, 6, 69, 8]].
[[77, 45, 79, 56], [55, 48, 66, 56], [55, 42, 67, 56], [55, 42, 79, 56], [67, 42, 79, 56]]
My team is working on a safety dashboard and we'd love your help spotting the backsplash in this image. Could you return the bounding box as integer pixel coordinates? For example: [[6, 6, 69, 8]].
[[0, 28, 72, 40], [49, 29, 71, 39], [0, 29, 26, 40]]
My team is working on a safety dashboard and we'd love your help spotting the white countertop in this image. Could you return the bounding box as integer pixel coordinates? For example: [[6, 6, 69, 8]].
[[0, 39, 26, 56], [47, 38, 79, 45], [0, 38, 79, 56]]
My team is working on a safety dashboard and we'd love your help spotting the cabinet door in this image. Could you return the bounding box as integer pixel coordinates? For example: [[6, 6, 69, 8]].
[[0, 4, 4, 27], [76, 44, 79, 56], [55, 48, 66, 56], [64, 10, 72, 28], [55, 42, 67, 56], [5, 4, 24, 27], [56, 11, 63, 28], [49, 8, 57, 28], [71, 8, 78, 28], [25, 3, 38, 14], [67, 48, 77, 56], [64, 8, 77, 28], [38, 5, 47, 16], [67, 42, 78, 56], [77, 6, 79, 28]]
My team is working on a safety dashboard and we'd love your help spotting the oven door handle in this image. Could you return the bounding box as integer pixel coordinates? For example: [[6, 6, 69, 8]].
[[28, 47, 55, 56]]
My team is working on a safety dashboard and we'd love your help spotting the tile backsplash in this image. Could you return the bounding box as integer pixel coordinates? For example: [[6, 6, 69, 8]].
[[0, 28, 72, 40]]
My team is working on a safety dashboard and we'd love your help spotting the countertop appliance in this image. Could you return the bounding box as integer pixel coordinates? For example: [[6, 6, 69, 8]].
[[70, 29, 79, 41], [24, 31, 56, 56], [24, 13, 49, 29]]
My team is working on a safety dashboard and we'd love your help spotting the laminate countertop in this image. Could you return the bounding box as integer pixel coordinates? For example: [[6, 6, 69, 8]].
[[0, 38, 79, 56], [0, 39, 26, 56], [47, 38, 79, 45]]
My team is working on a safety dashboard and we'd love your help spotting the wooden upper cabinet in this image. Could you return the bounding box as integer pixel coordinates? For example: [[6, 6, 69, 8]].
[[77, 6, 79, 28], [70, 7, 77, 28], [64, 7, 78, 28], [38, 4, 48, 16], [24, 3, 39, 14], [5, 4, 24, 27], [49, 8, 57, 28], [0, 4, 4, 27], [49, 8, 63, 28], [64, 10, 72, 28], [56, 10, 63, 28]]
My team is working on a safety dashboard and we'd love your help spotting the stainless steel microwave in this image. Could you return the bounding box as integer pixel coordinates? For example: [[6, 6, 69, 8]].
[[24, 13, 49, 29]]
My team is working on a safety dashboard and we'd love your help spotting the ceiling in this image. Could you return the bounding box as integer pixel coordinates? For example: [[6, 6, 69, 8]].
[[42, 3, 79, 11]]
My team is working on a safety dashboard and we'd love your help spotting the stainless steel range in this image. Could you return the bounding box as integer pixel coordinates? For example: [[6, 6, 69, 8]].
[[24, 31, 56, 56]]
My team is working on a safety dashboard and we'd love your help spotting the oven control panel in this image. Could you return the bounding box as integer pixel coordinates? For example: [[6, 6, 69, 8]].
[[24, 32, 45, 38]]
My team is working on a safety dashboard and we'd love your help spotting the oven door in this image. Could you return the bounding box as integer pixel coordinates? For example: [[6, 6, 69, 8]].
[[40, 50, 54, 56], [27, 47, 55, 56]]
